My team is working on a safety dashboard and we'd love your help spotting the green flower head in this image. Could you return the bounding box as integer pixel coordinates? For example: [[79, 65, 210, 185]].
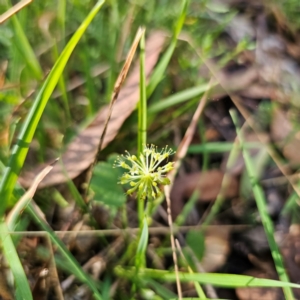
[[114, 144, 175, 200]]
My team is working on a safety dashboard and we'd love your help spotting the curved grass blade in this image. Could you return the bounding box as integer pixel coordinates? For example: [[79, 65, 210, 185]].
[[116, 267, 300, 289], [148, 82, 216, 114], [6, 160, 57, 231], [0, 0, 105, 213], [0, 1, 105, 298], [26, 203, 103, 299], [0, 220, 32, 300], [3, 0, 42, 80], [230, 109, 295, 300], [146, 0, 188, 98]]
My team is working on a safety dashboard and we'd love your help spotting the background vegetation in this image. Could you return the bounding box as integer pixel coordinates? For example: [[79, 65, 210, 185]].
[[1, 0, 300, 299]]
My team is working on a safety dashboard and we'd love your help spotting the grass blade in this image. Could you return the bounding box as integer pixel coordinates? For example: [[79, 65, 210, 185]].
[[230, 109, 295, 300], [0, 0, 105, 213], [0, 220, 32, 300], [146, 0, 188, 98], [148, 82, 216, 113], [26, 203, 103, 299], [0, 1, 105, 297], [116, 267, 300, 289], [138, 30, 147, 154], [4, 0, 42, 80], [135, 217, 149, 270]]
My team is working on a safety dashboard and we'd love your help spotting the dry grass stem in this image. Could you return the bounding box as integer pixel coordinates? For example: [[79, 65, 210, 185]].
[[6, 159, 57, 229], [0, 0, 32, 24], [164, 185, 182, 299]]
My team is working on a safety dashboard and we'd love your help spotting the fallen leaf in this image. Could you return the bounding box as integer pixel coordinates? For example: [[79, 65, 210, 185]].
[[236, 269, 282, 300], [201, 227, 230, 272], [170, 170, 238, 218], [19, 31, 166, 188], [7, 159, 57, 230], [271, 107, 300, 165]]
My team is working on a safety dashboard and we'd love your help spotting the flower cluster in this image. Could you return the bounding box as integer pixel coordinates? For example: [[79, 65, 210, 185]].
[[114, 145, 175, 200]]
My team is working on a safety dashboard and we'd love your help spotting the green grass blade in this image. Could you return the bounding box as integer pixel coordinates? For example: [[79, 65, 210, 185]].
[[0, 220, 32, 300], [147, 279, 178, 299], [116, 267, 300, 289], [187, 142, 262, 154], [57, 0, 66, 48], [230, 109, 295, 300], [148, 83, 214, 113], [146, 0, 188, 98], [137, 31, 147, 232], [170, 298, 228, 300], [26, 203, 103, 299], [0, 0, 105, 213], [4, 0, 43, 80], [135, 217, 149, 270]]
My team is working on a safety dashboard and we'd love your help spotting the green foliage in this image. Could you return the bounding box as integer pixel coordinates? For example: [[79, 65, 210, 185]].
[[91, 154, 126, 208], [186, 229, 205, 261], [116, 266, 300, 288], [230, 109, 295, 300]]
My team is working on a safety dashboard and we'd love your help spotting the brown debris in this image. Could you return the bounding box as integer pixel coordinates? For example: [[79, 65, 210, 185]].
[[170, 170, 239, 218]]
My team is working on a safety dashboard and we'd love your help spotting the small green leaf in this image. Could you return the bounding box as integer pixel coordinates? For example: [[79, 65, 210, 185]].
[[91, 154, 126, 208], [186, 230, 205, 261]]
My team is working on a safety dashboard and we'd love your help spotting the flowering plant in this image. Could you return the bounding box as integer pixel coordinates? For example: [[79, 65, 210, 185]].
[[114, 145, 175, 200]]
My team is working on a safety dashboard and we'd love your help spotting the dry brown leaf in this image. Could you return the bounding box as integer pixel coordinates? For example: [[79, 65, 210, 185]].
[[271, 107, 300, 165], [0, 0, 32, 24], [236, 269, 282, 300], [201, 227, 230, 272], [6, 160, 57, 230], [19, 31, 166, 188], [170, 170, 238, 218]]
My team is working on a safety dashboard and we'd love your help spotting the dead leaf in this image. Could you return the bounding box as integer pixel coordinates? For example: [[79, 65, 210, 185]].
[[19, 31, 166, 188], [201, 227, 230, 272], [170, 170, 238, 218], [7, 159, 57, 230], [0, 0, 32, 24], [271, 107, 300, 165], [236, 269, 282, 300]]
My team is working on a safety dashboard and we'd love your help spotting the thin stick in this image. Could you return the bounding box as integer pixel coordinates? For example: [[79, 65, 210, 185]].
[[164, 185, 182, 299], [8, 224, 249, 237], [6, 159, 57, 230], [45, 235, 64, 300], [0, 0, 32, 24], [84, 27, 145, 200], [175, 239, 207, 299]]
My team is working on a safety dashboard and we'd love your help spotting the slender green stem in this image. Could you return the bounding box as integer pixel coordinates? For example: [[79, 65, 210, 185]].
[[137, 31, 147, 233], [138, 30, 147, 154]]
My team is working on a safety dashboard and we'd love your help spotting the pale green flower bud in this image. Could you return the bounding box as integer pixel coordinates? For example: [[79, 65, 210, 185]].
[[115, 144, 175, 200]]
